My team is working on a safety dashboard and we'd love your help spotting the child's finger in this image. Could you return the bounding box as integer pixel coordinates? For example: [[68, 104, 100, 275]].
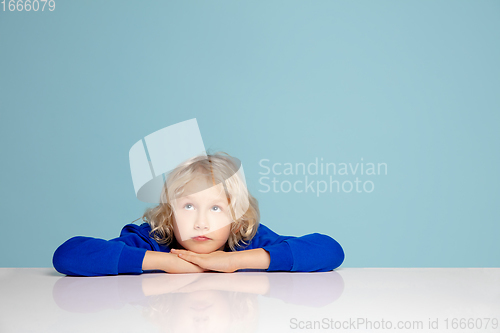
[[171, 249, 190, 254]]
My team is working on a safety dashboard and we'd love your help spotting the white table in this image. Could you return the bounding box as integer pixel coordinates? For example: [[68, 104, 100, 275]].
[[1, 268, 499, 333]]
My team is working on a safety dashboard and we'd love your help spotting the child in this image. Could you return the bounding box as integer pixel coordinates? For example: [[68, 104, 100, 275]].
[[53, 152, 345, 276]]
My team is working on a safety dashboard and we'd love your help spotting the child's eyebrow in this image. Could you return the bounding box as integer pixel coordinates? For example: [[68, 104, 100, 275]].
[[178, 195, 228, 205]]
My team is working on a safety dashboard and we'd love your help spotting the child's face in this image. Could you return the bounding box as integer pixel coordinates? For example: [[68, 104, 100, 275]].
[[171, 174, 233, 254]]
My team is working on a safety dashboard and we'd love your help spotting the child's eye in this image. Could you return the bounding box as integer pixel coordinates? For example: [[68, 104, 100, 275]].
[[184, 204, 194, 210], [211, 206, 222, 212]]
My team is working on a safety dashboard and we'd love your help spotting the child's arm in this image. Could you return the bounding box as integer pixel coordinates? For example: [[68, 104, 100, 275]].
[[53, 223, 213, 276], [253, 224, 345, 272], [234, 248, 271, 270], [53, 235, 149, 276]]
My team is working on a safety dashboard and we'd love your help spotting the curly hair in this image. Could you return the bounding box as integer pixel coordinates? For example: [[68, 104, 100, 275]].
[[139, 150, 260, 251]]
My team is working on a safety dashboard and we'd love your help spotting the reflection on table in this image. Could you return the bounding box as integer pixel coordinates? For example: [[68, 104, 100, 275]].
[[1, 268, 499, 333], [52, 271, 344, 333]]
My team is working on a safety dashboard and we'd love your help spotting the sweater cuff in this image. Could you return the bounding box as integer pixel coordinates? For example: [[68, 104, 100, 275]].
[[262, 241, 293, 272], [117, 246, 147, 274]]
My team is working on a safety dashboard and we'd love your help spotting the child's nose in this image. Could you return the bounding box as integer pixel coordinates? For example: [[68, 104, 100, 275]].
[[194, 216, 209, 231]]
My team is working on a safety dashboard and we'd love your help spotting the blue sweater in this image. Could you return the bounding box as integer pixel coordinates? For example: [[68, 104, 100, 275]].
[[53, 223, 344, 276]]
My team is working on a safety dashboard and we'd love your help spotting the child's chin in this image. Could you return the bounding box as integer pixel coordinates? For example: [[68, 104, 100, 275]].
[[186, 244, 216, 254], [191, 249, 214, 254]]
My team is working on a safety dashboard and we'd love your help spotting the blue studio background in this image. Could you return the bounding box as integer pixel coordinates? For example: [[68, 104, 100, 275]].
[[0, 0, 499, 268]]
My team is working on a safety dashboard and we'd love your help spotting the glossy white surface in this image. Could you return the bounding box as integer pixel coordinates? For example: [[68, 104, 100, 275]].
[[0, 268, 499, 333]]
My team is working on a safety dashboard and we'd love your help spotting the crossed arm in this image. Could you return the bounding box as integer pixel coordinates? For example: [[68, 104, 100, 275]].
[[142, 248, 271, 273]]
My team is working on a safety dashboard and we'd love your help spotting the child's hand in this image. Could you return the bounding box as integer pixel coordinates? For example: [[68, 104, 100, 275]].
[[166, 254, 210, 274], [143, 250, 209, 274], [170, 249, 239, 273]]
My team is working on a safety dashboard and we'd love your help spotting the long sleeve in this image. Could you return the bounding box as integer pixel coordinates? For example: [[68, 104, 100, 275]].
[[53, 224, 156, 276], [247, 224, 345, 272]]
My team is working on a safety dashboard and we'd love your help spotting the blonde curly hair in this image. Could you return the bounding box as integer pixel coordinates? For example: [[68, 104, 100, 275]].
[[139, 150, 260, 251]]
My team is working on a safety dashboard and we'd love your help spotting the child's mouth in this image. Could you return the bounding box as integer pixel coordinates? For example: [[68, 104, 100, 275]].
[[192, 236, 211, 241]]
